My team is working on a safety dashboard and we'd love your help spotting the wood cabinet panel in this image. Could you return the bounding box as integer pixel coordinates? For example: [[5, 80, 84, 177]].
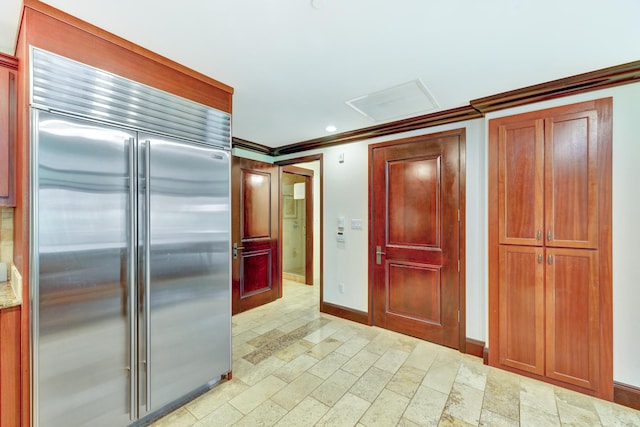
[[498, 119, 544, 245], [241, 169, 272, 240], [545, 248, 599, 390], [0, 54, 17, 206], [545, 112, 599, 248], [0, 306, 21, 426], [498, 245, 544, 375]]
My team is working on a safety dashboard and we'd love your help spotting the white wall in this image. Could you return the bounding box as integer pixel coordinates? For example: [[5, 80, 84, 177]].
[[485, 82, 640, 388], [273, 82, 640, 388], [276, 119, 487, 336]]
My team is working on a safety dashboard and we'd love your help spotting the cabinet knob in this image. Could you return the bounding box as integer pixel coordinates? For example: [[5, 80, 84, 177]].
[[547, 230, 552, 241], [538, 254, 543, 264], [537, 230, 542, 240], [548, 255, 553, 265]]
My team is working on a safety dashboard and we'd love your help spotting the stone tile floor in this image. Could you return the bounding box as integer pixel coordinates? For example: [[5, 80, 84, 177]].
[[150, 280, 640, 426]]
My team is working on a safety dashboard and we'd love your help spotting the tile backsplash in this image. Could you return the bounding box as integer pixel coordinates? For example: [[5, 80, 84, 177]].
[[0, 207, 14, 279]]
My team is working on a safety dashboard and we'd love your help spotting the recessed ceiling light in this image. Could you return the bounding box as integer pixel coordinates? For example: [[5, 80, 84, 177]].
[[326, 125, 337, 132]]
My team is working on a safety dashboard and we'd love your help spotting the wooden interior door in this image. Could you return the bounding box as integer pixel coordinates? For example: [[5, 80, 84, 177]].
[[498, 245, 544, 375], [545, 248, 599, 390], [231, 157, 280, 314], [371, 131, 461, 348]]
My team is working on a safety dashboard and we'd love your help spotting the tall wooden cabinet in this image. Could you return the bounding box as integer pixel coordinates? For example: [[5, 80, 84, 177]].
[[489, 98, 612, 399]]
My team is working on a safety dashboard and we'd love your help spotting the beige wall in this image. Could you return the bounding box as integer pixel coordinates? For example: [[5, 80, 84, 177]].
[[0, 207, 13, 273]]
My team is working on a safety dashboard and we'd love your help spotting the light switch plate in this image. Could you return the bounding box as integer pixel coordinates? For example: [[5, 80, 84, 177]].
[[351, 219, 363, 230]]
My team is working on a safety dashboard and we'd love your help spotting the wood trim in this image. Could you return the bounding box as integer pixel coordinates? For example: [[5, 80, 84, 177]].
[[320, 302, 369, 326], [458, 131, 467, 353], [281, 165, 314, 177], [483, 347, 489, 365], [233, 137, 273, 156], [0, 53, 18, 70], [19, 1, 232, 113], [273, 106, 481, 156], [465, 338, 485, 359], [21, 0, 232, 95], [471, 61, 640, 113], [613, 382, 640, 411], [269, 61, 638, 156], [596, 97, 614, 401]]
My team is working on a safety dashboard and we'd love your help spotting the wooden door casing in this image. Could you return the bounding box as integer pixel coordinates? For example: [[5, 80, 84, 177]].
[[232, 157, 280, 314], [545, 248, 599, 390], [498, 245, 545, 375], [281, 166, 314, 286], [371, 130, 462, 349]]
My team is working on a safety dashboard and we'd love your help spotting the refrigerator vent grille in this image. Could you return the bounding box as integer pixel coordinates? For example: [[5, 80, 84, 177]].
[[30, 48, 231, 149]]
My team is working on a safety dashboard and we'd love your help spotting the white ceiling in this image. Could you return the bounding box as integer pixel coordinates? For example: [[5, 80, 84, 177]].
[[0, 0, 639, 147]]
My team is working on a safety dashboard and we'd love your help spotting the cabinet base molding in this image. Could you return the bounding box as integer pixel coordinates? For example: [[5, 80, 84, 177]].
[[614, 381, 640, 410]]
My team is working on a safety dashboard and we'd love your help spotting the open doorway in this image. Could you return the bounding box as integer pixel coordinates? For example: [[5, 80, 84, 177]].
[[277, 155, 323, 298], [281, 166, 313, 285]]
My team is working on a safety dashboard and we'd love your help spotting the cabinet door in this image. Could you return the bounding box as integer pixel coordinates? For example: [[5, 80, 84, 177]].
[[498, 245, 545, 375], [545, 248, 599, 390], [545, 111, 598, 248], [0, 66, 16, 206], [498, 119, 544, 245]]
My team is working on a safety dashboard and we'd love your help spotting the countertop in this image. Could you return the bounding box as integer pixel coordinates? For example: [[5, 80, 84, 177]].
[[0, 281, 20, 309]]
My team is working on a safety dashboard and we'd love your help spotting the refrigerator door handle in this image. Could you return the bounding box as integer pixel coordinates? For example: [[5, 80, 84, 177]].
[[128, 136, 137, 421], [144, 140, 152, 412]]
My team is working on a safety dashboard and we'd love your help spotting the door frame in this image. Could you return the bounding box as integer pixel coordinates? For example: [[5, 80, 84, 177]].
[[280, 165, 314, 285], [275, 154, 324, 303], [368, 129, 467, 352]]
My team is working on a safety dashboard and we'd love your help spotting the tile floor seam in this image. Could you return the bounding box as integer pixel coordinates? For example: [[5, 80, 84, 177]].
[[149, 280, 640, 427]]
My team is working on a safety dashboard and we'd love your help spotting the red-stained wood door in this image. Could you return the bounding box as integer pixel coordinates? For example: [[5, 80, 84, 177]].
[[371, 130, 462, 348], [232, 157, 280, 314]]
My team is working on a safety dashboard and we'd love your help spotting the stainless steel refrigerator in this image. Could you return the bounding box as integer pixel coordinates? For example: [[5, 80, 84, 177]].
[[30, 48, 232, 426]]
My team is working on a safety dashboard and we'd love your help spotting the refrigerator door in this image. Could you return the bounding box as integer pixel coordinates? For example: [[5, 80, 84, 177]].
[[34, 111, 136, 426], [138, 134, 230, 416]]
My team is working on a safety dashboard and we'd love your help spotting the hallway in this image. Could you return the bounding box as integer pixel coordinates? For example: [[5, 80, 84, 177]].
[[151, 281, 640, 426]]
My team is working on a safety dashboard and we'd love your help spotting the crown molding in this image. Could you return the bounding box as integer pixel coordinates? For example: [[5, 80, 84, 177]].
[[231, 137, 273, 155], [267, 59, 639, 156], [273, 105, 481, 156], [0, 52, 18, 70], [471, 60, 640, 113]]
